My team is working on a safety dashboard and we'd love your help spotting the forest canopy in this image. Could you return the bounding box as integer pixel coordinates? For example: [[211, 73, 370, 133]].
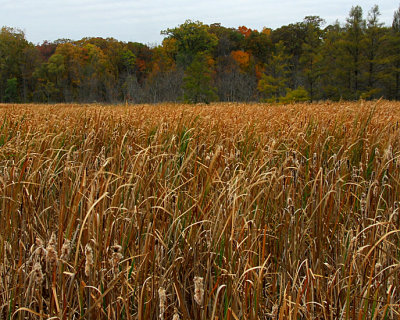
[[1, 4, 400, 103]]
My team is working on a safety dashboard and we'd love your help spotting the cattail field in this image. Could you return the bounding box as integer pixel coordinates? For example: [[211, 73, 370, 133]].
[[2, 101, 400, 319]]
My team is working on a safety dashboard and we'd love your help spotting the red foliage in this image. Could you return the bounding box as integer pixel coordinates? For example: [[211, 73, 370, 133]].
[[36, 41, 57, 61]]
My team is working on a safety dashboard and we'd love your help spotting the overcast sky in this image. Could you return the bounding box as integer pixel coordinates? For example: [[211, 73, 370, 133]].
[[1, 0, 398, 45]]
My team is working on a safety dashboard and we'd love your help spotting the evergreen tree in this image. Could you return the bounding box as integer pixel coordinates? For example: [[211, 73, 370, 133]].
[[388, 6, 400, 99], [344, 6, 366, 98], [320, 22, 348, 100], [300, 16, 325, 101], [362, 5, 385, 99], [258, 41, 291, 102]]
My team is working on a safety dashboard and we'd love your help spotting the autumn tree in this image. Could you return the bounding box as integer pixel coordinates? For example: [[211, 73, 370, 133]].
[[243, 29, 272, 64], [208, 23, 243, 57], [1, 7, 400, 103], [0, 27, 34, 102], [33, 53, 65, 101], [183, 53, 217, 103], [161, 20, 218, 67]]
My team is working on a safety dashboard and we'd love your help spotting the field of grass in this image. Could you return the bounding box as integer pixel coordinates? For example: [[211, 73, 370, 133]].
[[1, 101, 400, 319]]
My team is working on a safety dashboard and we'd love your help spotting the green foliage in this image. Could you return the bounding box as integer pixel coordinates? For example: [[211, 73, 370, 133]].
[[120, 49, 136, 73], [279, 86, 309, 103], [183, 54, 217, 103], [257, 41, 291, 102], [4, 77, 18, 102], [360, 88, 381, 100], [0, 27, 31, 102], [344, 5, 366, 97], [1, 5, 400, 103], [161, 20, 218, 67], [300, 16, 325, 101]]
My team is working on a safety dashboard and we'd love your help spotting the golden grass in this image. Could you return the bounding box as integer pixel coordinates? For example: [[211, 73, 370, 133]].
[[1, 101, 400, 319]]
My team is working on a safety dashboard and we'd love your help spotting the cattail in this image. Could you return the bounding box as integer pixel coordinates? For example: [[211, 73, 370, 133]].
[[372, 180, 379, 197], [351, 166, 358, 179], [287, 197, 294, 216], [312, 153, 317, 167], [390, 201, 399, 224], [46, 233, 58, 272], [109, 243, 123, 273], [35, 237, 44, 247], [270, 304, 279, 318], [49, 232, 57, 247], [172, 308, 180, 320], [382, 174, 388, 185], [193, 276, 204, 306], [158, 287, 167, 320], [30, 237, 47, 264], [384, 145, 393, 161], [359, 162, 364, 175], [292, 168, 297, 185], [85, 243, 93, 277], [60, 239, 72, 261], [32, 262, 44, 286], [360, 192, 366, 214], [46, 245, 58, 271]]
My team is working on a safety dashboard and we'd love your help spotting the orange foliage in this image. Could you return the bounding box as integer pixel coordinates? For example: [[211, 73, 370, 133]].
[[262, 27, 272, 37], [238, 26, 253, 37], [255, 63, 265, 80], [231, 50, 250, 70], [136, 59, 146, 73]]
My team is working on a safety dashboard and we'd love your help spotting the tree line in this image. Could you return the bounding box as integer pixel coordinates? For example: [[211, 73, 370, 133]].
[[1, 4, 400, 104]]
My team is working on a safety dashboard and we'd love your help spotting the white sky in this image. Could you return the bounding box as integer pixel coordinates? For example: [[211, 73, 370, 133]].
[[0, 0, 398, 45]]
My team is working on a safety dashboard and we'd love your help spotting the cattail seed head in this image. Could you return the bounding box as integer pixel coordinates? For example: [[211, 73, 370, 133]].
[[46, 233, 58, 271], [312, 153, 317, 166], [286, 197, 294, 216], [85, 243, 93, 277], [46, 245, 58, 270], [360, 192, 366, 214], [193, 276, 204, 306], [48, 232, 57, 247], [32, 262, 44, 286], [384, 145, 393, 161], [30, 237, 47, 264], [109, 243, 123, 273], [172, 308, 180, 320], [60, 239, 72, 261], [158, 287, 167, 320], [35, 237, 44, 247]]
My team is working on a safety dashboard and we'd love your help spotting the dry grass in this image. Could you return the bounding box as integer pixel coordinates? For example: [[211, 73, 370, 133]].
[[1, 101, 400, 319]]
